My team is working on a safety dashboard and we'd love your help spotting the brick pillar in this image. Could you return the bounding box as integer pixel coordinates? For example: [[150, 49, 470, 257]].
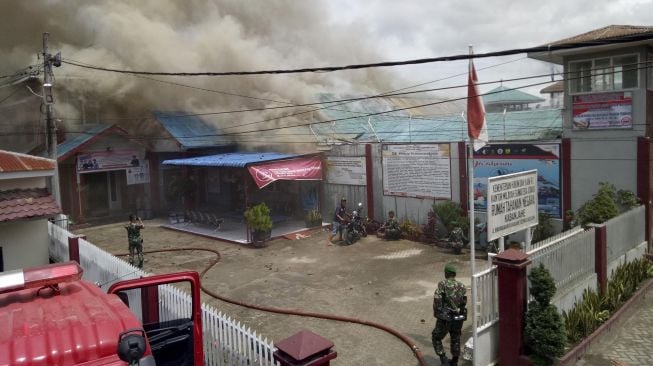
[[494, 249, 532, 366], [593, 224, 608, 296], [637, 136, 651, 245], [274, 329, 337, 366], [68, 236, 80, 264], [365, 144, 374, 220]]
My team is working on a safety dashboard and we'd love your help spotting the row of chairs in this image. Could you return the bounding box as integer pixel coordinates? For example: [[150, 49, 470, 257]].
[[185, 210, 224, 231]]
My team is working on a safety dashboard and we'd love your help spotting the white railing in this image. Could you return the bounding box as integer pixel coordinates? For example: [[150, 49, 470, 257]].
[[474, 266, 499, 330], [606, 205, 646, 262], [48, 222, 279, 366], [527, 227, 595, 291]]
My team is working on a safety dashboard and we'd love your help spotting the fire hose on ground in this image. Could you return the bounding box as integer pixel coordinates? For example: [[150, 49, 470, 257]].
[[114, 247, 427, 366]]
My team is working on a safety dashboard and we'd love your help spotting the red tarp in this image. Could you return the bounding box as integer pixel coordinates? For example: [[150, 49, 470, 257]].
[[247, 156, 322, 188]]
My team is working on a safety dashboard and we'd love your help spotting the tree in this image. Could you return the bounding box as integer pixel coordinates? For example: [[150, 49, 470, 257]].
[[577, 182, 619, 227]]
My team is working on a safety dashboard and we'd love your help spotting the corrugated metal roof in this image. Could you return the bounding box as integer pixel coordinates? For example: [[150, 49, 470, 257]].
[[162, 152, 301, 168], [483, 86, 545, 105], [56, 124, 112, 159], [0, 150, 56, 172], [314, 106, 562, 143], [0, 188, 61, 222], [154, 112, 231, 149], [311, 99, 562, 143]]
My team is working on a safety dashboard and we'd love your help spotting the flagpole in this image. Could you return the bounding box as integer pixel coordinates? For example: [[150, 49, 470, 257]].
[[468, 45, 478, 366]]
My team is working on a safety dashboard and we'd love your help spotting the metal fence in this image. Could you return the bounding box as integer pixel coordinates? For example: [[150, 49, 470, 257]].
[[48, 222, 279, 366], [606, 205, 646, 262], [527, 227, 595, 291], [475, 266, 499, 330]]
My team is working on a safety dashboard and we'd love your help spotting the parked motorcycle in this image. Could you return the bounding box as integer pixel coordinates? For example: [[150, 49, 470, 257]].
[[345, 203, 367, 245]]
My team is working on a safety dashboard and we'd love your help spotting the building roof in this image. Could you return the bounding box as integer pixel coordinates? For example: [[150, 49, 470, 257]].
[[483, 86, 545, 106], [56, 124, 113, 160], [0, 150, 55, 173], [154, 112, 232, 150], [313, 97, 562, 143], [540, 81, 565, 94], [529, 25, 653, 63], [0, 188, 61, 222], [162, 152, 302, 168]]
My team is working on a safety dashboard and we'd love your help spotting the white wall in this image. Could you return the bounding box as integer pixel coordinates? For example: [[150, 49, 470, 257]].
[[0, 177, 47, 190], [0, 219, 49, 271]]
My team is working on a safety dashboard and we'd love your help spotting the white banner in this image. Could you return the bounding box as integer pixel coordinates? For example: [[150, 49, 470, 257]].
[[382, 144, 451, 199], [487, 170, 539, 241], [326, 156, 366, 185], [126, 160, 150, 185]]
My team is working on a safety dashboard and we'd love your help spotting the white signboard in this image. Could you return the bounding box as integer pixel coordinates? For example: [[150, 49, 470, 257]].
[[487, 170, 539, 241], [382, 144, 451, 199], [326, 156, 366, 185], [126, 160, 150, 185]]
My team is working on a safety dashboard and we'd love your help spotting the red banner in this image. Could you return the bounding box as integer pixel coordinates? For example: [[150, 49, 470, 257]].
[[247, 157, 322, 189]]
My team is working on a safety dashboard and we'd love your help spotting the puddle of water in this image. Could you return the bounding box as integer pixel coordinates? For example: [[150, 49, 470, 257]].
[[373, 248, 423, 260]]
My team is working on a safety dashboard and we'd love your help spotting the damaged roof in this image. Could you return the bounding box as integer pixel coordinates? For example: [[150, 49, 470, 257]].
[[163, 152, 301, 168], [56, 124, 113, 160], [0, 188, 61, 222], [154, 112, 232, 149]]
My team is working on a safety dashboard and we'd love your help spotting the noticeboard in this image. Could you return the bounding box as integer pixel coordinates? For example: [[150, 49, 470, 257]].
[[326, 156, 366, 185], [487, 169, 539, 241], [382, 144, 451, 199]]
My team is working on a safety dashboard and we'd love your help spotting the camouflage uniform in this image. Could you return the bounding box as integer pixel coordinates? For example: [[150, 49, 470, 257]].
[[383, 217, 401, 240], [432, 266, 467, 365], [126, 223, 144, 268]]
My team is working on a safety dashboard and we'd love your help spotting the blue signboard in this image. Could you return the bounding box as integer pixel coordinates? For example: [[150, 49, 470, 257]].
[[473, 143, 561, 218]]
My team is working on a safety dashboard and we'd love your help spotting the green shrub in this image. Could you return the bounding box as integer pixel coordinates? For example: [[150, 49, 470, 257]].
[[432, 200, 468, 233], [244, 203, 273, 232], [525, 264, 566, 365], [532, 213, 555, 243], [577, 183, 620, 226], [399, 219, 422, 241]]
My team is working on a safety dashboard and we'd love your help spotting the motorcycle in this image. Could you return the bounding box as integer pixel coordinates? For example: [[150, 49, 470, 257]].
[[345, 203, 367, 245]]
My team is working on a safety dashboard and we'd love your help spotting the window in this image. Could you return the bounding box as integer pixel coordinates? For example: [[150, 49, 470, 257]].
[[569, 54, 639, 93]]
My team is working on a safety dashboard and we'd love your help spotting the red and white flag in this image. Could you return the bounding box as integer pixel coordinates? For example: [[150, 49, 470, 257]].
[[467, 59, 488, 151]]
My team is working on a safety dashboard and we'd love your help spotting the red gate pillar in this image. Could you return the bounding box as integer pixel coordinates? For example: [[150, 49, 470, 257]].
[[274, 329, 337, 366], [68, 236, 80, 264], [593, 223, 608, 296], [494, 249, 532, 366]]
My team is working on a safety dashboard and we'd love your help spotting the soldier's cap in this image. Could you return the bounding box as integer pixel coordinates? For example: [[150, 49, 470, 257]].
[[444, 263, 457, 274]]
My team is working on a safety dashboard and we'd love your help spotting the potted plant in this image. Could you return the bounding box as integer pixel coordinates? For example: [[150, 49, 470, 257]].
[[305, 208, 322, 228], [244, 203, 273, 246]]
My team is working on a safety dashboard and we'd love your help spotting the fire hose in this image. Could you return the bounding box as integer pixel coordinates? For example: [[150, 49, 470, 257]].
[[115, 247, 426, 366]]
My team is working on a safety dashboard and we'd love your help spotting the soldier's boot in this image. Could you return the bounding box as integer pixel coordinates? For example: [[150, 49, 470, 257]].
[[439, 354, 450, 366], [449, 356, 458, 366]]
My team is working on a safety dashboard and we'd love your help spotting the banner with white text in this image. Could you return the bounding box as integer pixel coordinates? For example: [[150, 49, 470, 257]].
[[487, 170, 539, 241]]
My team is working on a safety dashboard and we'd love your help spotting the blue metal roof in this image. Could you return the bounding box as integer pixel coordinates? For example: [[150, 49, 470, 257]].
[[154, 111, 231, 149], [56, 124, 111, 159], [162, 152, 301, 168]]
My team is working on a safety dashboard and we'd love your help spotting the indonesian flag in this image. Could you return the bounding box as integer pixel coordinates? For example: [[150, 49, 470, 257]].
[[467, 59, 488, 151]]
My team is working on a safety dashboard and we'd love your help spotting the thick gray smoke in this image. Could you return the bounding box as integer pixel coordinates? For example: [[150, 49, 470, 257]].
[[0, 0, 400, 149]]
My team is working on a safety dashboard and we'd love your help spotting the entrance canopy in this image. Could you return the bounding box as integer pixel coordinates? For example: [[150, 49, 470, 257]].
[[162, 152, 322, 188]]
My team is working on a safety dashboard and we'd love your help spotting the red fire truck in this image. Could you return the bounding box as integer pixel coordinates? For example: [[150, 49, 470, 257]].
[[0, 262, 203, 366]]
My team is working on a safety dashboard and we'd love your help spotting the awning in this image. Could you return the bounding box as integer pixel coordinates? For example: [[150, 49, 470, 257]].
[[248, 156, 322, 188]]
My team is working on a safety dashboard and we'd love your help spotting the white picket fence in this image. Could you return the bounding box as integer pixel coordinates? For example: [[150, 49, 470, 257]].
[[472, 265, 499, 366], [48, 223, 280, 366], [606, 204, 646, 263]]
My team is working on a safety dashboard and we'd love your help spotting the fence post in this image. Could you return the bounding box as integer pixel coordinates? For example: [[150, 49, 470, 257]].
[[592, 223, 608, 296], [141, 285, 160, 325], [274, 329, 337, 366], [494, 249, 531, 366], [68, 236, 80, 264], [365, 144, 374, 220]]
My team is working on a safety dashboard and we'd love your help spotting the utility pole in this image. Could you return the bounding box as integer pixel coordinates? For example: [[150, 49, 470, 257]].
[[42, 32, 62, 206]]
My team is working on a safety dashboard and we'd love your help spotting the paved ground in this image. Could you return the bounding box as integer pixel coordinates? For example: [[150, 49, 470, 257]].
[[574, 286, 653, 366], [76, 218, 484, 365]]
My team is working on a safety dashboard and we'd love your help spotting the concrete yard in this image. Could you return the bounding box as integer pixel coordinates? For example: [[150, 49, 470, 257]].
[[76, 218, 483, 365]]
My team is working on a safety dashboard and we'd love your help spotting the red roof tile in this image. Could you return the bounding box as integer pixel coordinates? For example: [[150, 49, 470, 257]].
[[0, 150, 56, 173], [548, 25, 653, 46], [0, 188, 61, 222]]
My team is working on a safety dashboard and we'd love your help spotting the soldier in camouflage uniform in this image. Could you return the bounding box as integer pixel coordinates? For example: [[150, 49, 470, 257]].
[[432, 263, 467, 366], [126, 214, 145, 268], [378, 210, 401, 240]]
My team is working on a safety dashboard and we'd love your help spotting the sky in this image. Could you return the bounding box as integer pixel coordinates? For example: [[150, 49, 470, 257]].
[[1, 0, 652, 144]]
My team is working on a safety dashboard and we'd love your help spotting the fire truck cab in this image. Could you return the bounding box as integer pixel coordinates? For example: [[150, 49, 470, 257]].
[[0, 262, 203, 366]]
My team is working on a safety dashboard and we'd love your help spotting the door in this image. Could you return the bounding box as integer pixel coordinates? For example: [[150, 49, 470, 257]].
[[84, 172, 109, 217], [108, 170, 123, 211]]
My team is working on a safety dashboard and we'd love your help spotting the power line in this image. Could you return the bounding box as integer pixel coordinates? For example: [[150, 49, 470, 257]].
[[60, 34, 653, 76]]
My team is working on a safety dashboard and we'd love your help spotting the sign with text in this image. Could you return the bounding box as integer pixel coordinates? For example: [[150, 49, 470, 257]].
[[487, 170, 539, 241], [572, 92, 632, 130], [126, 160, 150, 185], [326, 156, 366, 185], [382, 144, 451, 199], [248, 156, 322, 189], [77, 150, 142, 173]]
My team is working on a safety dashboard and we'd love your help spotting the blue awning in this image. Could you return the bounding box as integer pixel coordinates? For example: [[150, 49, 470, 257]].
[[162, 152, 302, 168]]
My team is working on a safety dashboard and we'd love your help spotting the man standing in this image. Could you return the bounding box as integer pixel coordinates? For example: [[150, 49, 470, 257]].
[[432, 263, 467, 366], [126, 214, 145, 268], [329, 197, 348, 243]]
